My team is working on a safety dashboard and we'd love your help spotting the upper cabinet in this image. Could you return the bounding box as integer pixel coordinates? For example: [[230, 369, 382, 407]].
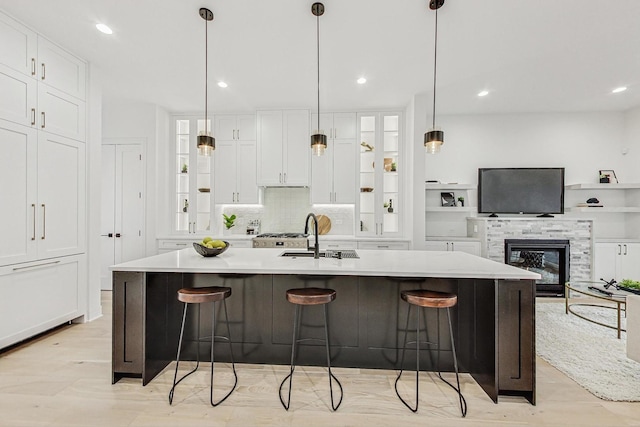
[[310, 112, 357, 204], [0, 12, 37, 77], [357, 112, 402, 237], [37, 37, 86, 101], [213, 114, 258, 204], [257, 110, 310, 187]]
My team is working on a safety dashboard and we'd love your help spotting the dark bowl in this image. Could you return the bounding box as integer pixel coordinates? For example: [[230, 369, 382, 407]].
[[193, 241, 230, 257]]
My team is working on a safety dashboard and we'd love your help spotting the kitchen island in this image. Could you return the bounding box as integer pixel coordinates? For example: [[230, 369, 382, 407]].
[[111, 247, 539, 404]]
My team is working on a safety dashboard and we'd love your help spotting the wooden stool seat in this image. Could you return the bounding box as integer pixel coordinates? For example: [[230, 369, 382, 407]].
[[400, 290, 457, 309], [177, 287, 231, 304], [286, 287, 336, 305]]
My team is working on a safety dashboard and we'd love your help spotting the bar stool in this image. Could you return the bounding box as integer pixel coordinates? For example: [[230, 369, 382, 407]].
[[395, 289, 467, 417], [278, 287, 343, 411], [168, 286, 238, 406]]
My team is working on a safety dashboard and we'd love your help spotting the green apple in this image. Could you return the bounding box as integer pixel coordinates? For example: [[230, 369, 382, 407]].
[[211, 240, 226, 248], [202, 236, 213, 244]]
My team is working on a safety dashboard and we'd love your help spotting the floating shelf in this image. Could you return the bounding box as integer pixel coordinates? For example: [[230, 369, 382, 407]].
[[426, 207, 477, 213], [425, 183, 476, 190], [565, 183, 640, 190], [565, 207, 640, 213]]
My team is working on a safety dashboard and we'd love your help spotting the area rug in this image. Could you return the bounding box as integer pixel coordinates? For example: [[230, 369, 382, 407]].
[[536, 302, 640, 401]]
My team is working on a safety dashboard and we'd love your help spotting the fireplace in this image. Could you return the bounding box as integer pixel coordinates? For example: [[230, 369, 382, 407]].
[[504, 239, 570, 297]]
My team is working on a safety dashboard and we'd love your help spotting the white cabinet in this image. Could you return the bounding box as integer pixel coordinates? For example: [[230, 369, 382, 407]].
[[36, 36, 86, 100], [357, 240, 409, 250], [38, 83, 86, 141], [214, 114, 258, 204], [357, 112, 402, 237], [424, 240, 481, 256], [257, 110, 310, 186], [0, 12, 37, 77], [0, 255, 84, 349], [310, 112, 356, 204], [0, 121, 85, 266], [0, 64, 37, 127], [594, 242, 640, 282], [319, 239, 357, 250]]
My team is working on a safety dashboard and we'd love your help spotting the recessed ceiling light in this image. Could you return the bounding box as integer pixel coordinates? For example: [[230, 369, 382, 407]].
[[95, 23, 113, 35], [357, 77, 367, 85], [478, 90, 489, 97], [218, 81, 228, 88], [612, 86, 627, 94]]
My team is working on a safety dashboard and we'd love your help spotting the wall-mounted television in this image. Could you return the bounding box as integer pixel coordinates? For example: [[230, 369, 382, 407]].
[[478, 167, 565, 216]]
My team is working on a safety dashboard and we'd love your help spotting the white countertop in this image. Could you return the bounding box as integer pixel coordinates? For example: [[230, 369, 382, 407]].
[[111, 248, 540, 280]]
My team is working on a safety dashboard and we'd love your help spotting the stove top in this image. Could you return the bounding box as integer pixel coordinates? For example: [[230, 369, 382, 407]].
[[252, 232, 309, 248], [254, 233, 307, 239]]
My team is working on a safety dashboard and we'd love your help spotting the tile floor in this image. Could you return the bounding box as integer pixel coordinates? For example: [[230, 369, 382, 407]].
[[0, 293, 638, 426]]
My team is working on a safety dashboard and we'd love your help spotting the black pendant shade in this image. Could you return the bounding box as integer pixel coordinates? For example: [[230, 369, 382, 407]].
[[424, 0, 445, 154], [197, 7, 215, 157]]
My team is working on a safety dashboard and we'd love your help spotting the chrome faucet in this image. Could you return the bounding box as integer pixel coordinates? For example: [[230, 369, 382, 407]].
[[304, 213, 320, 259]]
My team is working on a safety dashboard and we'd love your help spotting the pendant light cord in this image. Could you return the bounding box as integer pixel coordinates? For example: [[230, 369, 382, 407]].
[[316, 12, 320, 132], [205, 17, 209, 133], [432, 4, 438, 129]]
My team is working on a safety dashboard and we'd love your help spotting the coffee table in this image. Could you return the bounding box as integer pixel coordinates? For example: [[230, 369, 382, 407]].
[[565, 281, 627, 339]]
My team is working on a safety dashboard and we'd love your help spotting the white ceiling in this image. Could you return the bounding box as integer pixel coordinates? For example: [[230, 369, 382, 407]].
[[1, 0, 639, 115]]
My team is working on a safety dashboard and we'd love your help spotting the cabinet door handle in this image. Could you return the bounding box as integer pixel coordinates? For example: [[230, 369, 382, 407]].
[[31, 108, 36, 125], [618, 244, 622, 255], [41, 112, 46, 128], [334, 128, 337, 138], [115, 233, 121, 238], [279, 173, 282, 183], [283, 173, 287, 183], [451, 242, 455, 251], [237, 129, 240, 140], [31, 58, 36, 75], [236, 192, 240, 203], [624, 244, 628, 255], [41, 63, 46, 80], [188, 222, 192, 233], [377, 245, 389, 249], [31, 203, 36, 240], [41, 204, 46, 240], [233, 129, 236, 140]]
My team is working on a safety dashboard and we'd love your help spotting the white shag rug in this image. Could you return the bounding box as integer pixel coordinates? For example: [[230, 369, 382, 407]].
[[536, 302, 640, 401]]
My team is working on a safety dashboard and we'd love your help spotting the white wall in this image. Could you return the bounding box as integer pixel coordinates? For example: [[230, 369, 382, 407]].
[[102, 101, 169, 256]]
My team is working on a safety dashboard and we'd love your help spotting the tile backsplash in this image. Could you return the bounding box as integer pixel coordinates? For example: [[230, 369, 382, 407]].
[[220, 188, 354, 235]]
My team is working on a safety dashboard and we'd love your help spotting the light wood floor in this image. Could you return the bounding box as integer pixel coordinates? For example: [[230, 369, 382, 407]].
[[0, 293, 638, 427]]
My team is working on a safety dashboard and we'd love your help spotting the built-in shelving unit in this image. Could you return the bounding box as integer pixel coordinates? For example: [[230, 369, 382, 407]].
[[425, 183, 477, 238]]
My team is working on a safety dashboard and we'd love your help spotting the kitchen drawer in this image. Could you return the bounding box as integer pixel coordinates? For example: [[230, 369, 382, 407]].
[[357, 241, 409, 250], [157, 239, 191, 252], [320, 240, 357, 250]]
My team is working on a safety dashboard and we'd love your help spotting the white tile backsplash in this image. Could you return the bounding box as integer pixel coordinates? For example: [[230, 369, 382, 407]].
[[220, 188, 354, 235]]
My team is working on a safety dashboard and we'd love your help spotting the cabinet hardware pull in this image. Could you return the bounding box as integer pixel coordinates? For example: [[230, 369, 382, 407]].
[[618, 244, 622, 255], [334, 128, 337, 138], [41, 204, 46, 239], [451, 242, 455, 251], [236, 192, 239, 203], [31, 204, 36, 240], [41, 63, 45, 80], [237, 129, 240, 139], [378, 245, 389, 249], [115, 233, 121, 238], [13, 260, 60, 271], [624, 244, 628, 255], [233, 129, 236, 140], [176, 243, 187, 246], [41, 111, 46, 128], [31, 108, 36, 125], [31, 58, 36, 75], [284, 173, 287, 183], [279, 173, 282, 183]]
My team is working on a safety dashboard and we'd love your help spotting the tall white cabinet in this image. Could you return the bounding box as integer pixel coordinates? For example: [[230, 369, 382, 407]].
[[310, 112, 357, 204], [0, 10, 87, 349]]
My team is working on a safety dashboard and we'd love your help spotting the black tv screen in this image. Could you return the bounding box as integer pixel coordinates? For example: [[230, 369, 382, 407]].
[[478, 168, 565, 215]]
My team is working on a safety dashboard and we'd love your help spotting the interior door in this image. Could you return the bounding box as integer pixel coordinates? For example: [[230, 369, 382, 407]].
[[101, 144, 145, 290]]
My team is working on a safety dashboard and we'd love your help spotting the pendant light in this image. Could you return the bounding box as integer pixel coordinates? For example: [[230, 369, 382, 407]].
[[310, 2, 327, 156], [197, 8, 215, 156], [424, 0, 444, 154]]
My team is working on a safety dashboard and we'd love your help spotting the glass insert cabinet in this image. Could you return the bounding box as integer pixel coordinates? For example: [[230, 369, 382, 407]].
[[357, 112, 402, 237], [174, 117, 213, 234]]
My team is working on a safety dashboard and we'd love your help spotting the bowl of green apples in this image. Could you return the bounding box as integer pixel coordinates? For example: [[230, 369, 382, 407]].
[[193, 237, 229, 257]]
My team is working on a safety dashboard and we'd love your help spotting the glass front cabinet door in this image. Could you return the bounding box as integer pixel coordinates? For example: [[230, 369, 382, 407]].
[[174, 117, 213, 234], [357, 112, 402, 237]]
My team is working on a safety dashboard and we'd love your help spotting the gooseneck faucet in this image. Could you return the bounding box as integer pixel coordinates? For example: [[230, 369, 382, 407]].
[[304, 213, 320, 259]]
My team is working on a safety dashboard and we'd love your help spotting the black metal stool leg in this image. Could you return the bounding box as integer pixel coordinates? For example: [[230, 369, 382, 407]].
[[323, 303, 343, 411], [169, 303, 201, 404], [436, 308, 467, 417], [279, 304, 301, 410], [210, 298, 238, 407], [395, 304, 419, 412]]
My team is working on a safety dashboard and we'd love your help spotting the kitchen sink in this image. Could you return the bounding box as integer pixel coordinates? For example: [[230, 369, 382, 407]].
[[279, 250, 359, 259]]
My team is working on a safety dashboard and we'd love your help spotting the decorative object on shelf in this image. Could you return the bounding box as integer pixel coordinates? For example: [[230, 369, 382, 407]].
[[181, 164, 188, 173], [599, 169, 618, 183], [387, 199, 394, 213], [183, 199, 189, 212], [457, 196, 464, 207], [198, 187, 210, 193], [310, 2, 327, 157], [383, 157, 393, 172], [424, 0, 445, 154], [197, 7, 215, 156], [390, 162, 397, 171], [360, 141, 374, 151], [222, 213, 236, 230], [317, 214, 331, 234], [441, 192, 455, 207], [576, 197, 603, 207], [360, 187, 373, 192]]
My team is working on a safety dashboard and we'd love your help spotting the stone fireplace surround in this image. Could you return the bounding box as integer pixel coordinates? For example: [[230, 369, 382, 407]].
[[467, 218, 593, 282]]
